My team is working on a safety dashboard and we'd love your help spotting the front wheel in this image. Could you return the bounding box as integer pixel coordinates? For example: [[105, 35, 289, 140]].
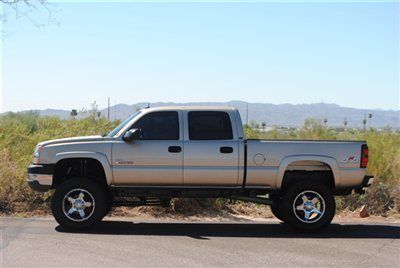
[[269, 194, 286, 222], [270, 204, 286, 222], [51, 178, 107, 230], [281, 182, 335, 231]]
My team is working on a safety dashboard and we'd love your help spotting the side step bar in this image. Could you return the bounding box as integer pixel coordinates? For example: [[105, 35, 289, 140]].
[[112, 196, 275, 207], [112, 197, 171, 207]]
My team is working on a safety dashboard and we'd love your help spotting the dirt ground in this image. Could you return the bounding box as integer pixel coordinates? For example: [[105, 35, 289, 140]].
[[109, 207, 400, 223], [2, 199, 399, 223]]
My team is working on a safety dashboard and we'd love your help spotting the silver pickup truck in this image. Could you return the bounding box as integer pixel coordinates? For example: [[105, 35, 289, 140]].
[[28, 106, 373, 231]]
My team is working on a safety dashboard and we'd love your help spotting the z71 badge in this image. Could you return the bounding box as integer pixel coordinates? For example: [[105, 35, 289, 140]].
[[341, 156, 359, 163]]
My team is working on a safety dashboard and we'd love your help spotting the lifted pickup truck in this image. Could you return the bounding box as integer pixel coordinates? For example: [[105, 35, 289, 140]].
[[28, 106, 373, 231]]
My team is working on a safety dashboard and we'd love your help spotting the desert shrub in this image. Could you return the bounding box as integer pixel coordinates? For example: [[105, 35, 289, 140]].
[[0, 112, 119, 214], [336, 183, 399, 215]]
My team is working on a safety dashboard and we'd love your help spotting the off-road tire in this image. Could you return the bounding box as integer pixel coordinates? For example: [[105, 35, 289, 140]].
[[270, 203, 286, 222], [51, 178, 107, 230], [281, 181, 335, 231]]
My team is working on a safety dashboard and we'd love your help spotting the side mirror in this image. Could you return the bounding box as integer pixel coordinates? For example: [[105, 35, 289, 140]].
[[123, 128, 141, 142]]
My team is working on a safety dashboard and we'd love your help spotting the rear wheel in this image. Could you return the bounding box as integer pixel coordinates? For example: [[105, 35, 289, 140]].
[[51, 178, 107, 230], [281, 181, 335, 231]]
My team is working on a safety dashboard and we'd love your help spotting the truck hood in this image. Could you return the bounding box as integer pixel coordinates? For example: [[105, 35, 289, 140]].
[[38, 135, 105, 147]]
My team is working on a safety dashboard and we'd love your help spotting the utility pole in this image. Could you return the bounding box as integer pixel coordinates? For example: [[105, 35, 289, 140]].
[[362, 113, 367, 131], [107, 97, 110, 120], [114, 99, 116, 121], [368, 113, 373, 129], [246, 102, 249, 126]]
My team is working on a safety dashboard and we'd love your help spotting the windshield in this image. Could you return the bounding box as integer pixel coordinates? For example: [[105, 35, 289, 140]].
[[106, 111, 141, 137]]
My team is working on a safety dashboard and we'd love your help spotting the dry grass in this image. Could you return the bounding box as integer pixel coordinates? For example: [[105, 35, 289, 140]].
[[108, 199, 274, 221]]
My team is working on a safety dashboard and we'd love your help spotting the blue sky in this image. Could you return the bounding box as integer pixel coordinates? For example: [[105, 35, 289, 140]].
[[1, 1, 399, 112]]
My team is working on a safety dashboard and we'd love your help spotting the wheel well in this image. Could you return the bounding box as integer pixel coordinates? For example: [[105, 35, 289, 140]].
[[53, 158, 107, 188], [281, 162, 335, 192]]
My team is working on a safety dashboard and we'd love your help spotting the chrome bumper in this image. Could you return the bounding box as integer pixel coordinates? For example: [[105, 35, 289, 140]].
[[27, 164, 54, 192], [27, 173, 53, 186]]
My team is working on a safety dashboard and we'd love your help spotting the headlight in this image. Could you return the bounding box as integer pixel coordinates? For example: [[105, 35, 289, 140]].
[[33, 145, 42, 164], [33, 148, 40, 158]]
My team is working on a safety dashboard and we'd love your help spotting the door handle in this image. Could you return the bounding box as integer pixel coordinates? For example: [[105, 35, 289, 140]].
[[220, 146, 233, 154], [168, 146, 182, 153]]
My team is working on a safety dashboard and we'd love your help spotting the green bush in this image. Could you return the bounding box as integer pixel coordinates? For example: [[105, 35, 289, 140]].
[[0, 112, 119, 213]]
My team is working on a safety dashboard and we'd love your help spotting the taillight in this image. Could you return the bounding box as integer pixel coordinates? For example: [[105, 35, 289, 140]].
[[360, 144, 369, 168]]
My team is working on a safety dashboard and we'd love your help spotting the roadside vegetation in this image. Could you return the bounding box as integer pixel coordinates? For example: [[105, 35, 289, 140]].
[[0, 112, 399, 217], [245, 119, 400, 216]]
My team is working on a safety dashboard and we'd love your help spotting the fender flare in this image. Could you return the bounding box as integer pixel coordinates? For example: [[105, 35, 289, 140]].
[[275, 155, 341, 189], [52, 151, 113, 185]]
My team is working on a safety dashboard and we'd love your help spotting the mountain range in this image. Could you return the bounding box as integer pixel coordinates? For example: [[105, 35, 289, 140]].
[[33, 101, 399, 129]]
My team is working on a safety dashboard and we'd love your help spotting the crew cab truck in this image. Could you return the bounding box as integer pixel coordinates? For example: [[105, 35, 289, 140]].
[[27, 106, 373, 231]]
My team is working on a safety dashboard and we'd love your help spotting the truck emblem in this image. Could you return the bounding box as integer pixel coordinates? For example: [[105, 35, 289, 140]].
[[115, 161, 135, 165], [341, 156, 358, 163]]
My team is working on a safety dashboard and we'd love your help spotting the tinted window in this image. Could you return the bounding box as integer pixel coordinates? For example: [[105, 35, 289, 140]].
[[188, 111, 233, 140], [131, 111, 179, 140]]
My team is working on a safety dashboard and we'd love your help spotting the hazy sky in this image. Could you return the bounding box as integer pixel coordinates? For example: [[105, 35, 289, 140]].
[[1, 1, 399, 112]]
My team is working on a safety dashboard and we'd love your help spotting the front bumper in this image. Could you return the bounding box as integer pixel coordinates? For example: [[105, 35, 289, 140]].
[[354, 175, 374, 194], [27, 164, 55, 192]]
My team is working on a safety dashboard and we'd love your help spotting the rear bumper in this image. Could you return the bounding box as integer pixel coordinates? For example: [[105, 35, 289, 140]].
[[27, 164, 54, 192], [354, 175, 374, 194]]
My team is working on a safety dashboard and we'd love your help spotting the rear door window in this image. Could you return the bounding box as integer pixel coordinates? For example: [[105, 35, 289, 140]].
[[188, 111, 233, 140]]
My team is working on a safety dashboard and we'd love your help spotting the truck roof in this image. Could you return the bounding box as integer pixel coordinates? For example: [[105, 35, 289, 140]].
[[143, 106, 237, 112]]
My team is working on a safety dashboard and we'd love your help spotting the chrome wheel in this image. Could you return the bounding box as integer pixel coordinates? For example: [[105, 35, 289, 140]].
[[293, 190, 325, 223], [62, 188, 95, 222]]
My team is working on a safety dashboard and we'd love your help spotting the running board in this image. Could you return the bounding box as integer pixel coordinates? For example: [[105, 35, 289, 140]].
[[112, 197, 171, 207]]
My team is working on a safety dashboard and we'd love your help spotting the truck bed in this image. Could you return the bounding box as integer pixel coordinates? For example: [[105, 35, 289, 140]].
[[245, 139, 366, 189]]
